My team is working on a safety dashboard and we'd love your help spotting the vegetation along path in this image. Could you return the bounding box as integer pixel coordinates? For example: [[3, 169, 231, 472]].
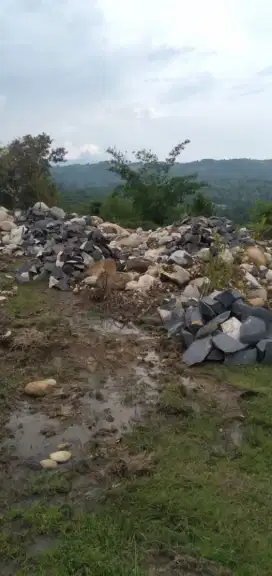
[[0, 265, 271, 575]]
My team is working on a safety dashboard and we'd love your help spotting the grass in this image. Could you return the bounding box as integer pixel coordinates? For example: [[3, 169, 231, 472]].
[[1, 365, 272, 575]]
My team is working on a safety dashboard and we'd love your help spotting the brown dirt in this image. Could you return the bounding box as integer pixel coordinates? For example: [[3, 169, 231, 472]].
[[0, 262, 252, 513], [0, 269, 172, 508]]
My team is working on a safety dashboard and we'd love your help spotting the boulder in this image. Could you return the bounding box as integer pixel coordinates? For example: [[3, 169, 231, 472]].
[[50, 206, 66, 219], [196, 248, 210, 262], [33, 201, 49, 212], [183, 336, 213, 366], [101, 222, 129, 235], [240, 316, 267, 344], [169, 249, 193, 267], [126, 258, 152, 273], [219, 248, 234, 265], [117, 233, 143, 249], [160, 264, 190, 288], [0, 221, 16, 232], [246, 246, 267, 267]]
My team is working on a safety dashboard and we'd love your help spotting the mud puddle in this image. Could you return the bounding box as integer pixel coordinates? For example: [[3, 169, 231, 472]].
[[4, 404, 91, 460], [89, 317, 151, 339], [3, 360, 159, 463]]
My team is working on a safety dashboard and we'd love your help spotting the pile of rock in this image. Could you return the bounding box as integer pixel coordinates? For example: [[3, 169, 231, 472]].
[[1, 203, 272, 302], [0, 203, 119, 290], [158, 289, 272, 365]]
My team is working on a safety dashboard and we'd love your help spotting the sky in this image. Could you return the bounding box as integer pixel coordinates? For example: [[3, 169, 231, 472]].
[[1, 0, 272, 162]]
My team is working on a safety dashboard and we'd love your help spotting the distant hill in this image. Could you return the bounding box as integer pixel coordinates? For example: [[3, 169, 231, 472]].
[[52, 158, 272, 191], [53, 158, 272, 225]]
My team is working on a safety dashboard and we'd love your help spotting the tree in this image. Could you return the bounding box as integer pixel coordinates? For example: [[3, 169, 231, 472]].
[[251, 200, 272, 238], [106, 141, 203, 226], [188, 192, 214, 217], [0, 133, 66, 209]]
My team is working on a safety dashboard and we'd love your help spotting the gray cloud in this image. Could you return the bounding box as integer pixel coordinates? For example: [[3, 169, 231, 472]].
[[0, 0, 272, 161], [160, 71, 217, 103], [147, 45, 195, 62]]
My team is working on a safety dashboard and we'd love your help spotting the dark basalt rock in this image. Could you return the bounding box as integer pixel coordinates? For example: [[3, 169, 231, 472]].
[[212, 333, 248, 354], [256, 339, 272, 363], [183, 336, 213, 366], [240, 316, 267, 345], [224, 348, 258, 365], [199, 296, 224, 320], [195, 311, 230, 339]]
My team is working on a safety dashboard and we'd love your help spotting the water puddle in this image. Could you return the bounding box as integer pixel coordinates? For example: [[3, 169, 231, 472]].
[[27, 536, 56, 556], [4, 402, 90, 460], [90, 318, 150, 339], [4, 351, 160, 460]]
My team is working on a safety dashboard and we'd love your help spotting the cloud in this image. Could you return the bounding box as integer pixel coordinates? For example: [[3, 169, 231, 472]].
[[160, 72, 218, 104], [147, 45, 195, 62], [0, 0, 272, 160], [258, 65, 272, 77]]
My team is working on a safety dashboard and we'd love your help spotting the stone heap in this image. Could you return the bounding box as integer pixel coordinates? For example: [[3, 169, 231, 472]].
[[0, 203, 119, 290], [1, 202, 272, 364], [1, 203, 272, 302], [158, 289, 272, 365]]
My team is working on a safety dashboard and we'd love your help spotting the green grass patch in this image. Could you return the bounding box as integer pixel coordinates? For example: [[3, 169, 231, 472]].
[[1, 365, 272, 575]]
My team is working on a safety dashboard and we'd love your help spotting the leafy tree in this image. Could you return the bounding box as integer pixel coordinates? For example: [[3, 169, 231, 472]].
[[251, 200, 272, 238], [106, 141, 203, 226], [0, 133, 66, 209], [188, 192, 214, 217]]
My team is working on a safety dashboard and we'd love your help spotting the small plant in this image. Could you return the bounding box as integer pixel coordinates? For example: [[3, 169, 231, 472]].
[[201, 233, 240, 293]]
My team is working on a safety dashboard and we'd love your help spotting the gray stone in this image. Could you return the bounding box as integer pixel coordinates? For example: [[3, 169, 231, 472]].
[[199, 296, 224, 320], [158, 298, 185, 336], [181, 329, 194, 348], [212, 333, 248, 354], [195, 311, 230, 339], [182, 284, 200, 300], [33, 201, 49, 212], [50, 206, 66, 219], [215, 290, 243, 310], [196, 247, 210, 262], [240, 316, 267, 344], [160, 264, 190, 287], [206, 348, 224, 362], [232, 300, 272, 324], [183, 336, 213, 366], [256, 339, 272, 363], [219, 248, 234, 265], [224, 348, 257, 365], [169, 249, 193, 267], [245, 272, 261, 289], [185, 306, 204, 335]]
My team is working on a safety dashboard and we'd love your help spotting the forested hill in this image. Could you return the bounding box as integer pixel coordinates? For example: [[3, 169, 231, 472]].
[[52, 158, 272, 191]]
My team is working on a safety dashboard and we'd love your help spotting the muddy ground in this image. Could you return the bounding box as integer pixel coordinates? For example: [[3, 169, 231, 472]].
[[0, 263, 183, 509], [1, 261, 270, 576]]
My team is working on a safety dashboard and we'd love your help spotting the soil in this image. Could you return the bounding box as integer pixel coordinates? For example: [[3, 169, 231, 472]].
[[0, 269, 181, 509], [0, 262, 260, 575]]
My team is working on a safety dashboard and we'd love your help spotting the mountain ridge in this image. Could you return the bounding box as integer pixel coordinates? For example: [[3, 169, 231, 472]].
[[53, 158, 272, 191]]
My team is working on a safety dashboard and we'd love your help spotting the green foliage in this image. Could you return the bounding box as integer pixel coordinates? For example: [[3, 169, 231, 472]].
[[0, 133, 66, 209], [53, 160, 272, 226], [106, 142, 203, 226], [187, 191, 214, 217], [251, 200, 272, 238]]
